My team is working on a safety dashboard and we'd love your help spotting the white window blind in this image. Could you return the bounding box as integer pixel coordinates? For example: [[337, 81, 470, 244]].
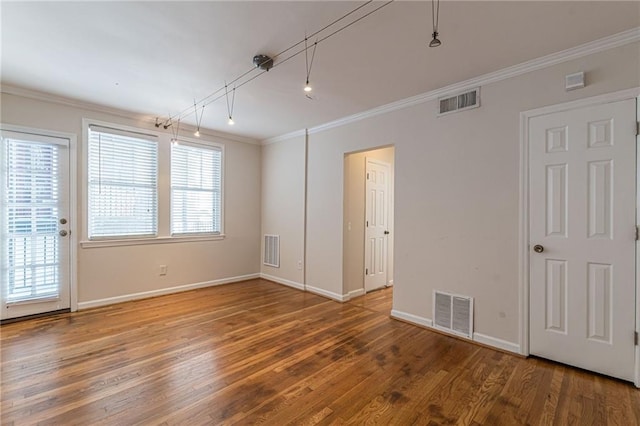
[[3, 139, 60, 301], [171, 142, 222, 235], [88, 126, 158, 239]]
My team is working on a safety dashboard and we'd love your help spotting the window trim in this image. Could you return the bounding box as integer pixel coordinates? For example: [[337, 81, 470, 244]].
[[81, 119, 225, 248]]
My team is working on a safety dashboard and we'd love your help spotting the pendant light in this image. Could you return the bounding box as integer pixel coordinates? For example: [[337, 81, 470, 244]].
[[193, 101, 204, 137], [304, 36, 318, 93], [429, 0, 441, 48], [225, 83, 236, 125]]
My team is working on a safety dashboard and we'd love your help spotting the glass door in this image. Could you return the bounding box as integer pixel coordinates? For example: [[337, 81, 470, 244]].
[[1, 130, 71, 320]]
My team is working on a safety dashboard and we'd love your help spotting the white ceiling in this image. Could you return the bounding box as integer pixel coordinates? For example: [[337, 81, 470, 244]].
[[2, 1, 639, 141]]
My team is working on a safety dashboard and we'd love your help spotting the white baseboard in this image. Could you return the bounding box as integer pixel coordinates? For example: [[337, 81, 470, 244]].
[[260, 275, 363, 302], [348, 288, 365, 299], [390, 309, 520, 354], [260, 273, 305, 290], [305, 285, 347, 302], [77, 273, 261, 310], [472, 332, 521, 354], [390, 309, 433, 328]]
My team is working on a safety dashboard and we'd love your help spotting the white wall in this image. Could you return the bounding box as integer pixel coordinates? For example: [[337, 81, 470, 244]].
[[1, 93, 262, 305], [260, 135, 306, 286], [343, 147, 395, 294], [266, 42, 640, 347]]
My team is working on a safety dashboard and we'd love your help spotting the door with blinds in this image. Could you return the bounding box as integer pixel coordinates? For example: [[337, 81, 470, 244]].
[[0, 130, 71, 320]]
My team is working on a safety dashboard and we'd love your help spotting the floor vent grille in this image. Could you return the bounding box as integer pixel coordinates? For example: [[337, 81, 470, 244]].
[[433, 290, 474, 338], [263, 234, 280, 268]]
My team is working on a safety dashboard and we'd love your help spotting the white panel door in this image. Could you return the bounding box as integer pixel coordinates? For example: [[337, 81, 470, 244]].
[[529, 99, 636, 381], [1, 130, 71, 320], [364, 159, 390, 292]]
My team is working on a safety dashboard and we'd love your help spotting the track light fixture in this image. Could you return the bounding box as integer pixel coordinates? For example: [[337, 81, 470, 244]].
[[429, 0, 441, 47], [193, 101, 204, 137], [225, 82, 236, 126], [304, 36, 318, 93], [157, 1, 396, 130], [170, 119, 181, 143]]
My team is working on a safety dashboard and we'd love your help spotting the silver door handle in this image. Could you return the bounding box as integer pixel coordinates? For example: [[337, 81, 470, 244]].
[[533, 244, 544, 253], [59, 230, 68, 237]]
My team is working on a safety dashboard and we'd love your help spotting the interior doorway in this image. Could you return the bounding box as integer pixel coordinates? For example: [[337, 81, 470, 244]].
[[343, 146, 395, 300]]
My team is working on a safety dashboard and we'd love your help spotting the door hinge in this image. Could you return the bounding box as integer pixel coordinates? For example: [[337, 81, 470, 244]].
[[636, 121, 639, 136], [636, 226, 639, 241], [635, 331, 639, 346], [365, 268, 369, 275], [366, 220, 369, 227], [367, 172, 370, 180]]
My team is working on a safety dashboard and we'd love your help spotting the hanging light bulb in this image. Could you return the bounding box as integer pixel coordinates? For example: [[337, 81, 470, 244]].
[[304, 37, 318, 94], [193, 102, 203, 137], [225, 83, 236, 126]]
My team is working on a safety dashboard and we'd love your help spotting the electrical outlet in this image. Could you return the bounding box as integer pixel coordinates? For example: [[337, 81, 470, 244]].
[[297, 261, 303, 270], [159, 265, 167, 276]]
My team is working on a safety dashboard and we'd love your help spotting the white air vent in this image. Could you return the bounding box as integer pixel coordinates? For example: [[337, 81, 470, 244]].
[[438, 88, 480, 116], [433, 291, 474, 338], [263, 234, 280, 267]]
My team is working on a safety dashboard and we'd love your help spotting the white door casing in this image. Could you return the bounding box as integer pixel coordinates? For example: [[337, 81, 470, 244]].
[[529, 98, 636, 382], [364, 159, 390, 292], [0, 130, 72, 320]]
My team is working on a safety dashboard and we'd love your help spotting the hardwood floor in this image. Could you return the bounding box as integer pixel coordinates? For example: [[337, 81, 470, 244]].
[[1, 279, 638, 425]]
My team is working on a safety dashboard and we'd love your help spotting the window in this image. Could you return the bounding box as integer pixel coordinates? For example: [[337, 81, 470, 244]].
[[171, 142, 222, 235], [87, 125, 158, 239]]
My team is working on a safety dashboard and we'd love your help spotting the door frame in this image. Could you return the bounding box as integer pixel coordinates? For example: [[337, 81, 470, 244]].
[[518, 87, 640, 386], [0, 123, 78, 314]]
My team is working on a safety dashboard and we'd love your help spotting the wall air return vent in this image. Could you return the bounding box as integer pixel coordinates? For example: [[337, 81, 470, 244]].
[[433, 290, 474, 338], [263, 234, 280, 268], [438, 87, 480, 116]]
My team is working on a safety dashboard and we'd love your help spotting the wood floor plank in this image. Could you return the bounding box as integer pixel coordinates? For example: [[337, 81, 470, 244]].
[[1, 280, 638, 425]]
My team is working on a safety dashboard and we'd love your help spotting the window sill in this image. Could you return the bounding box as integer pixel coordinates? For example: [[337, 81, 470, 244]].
[[80, 234, 226, 249]]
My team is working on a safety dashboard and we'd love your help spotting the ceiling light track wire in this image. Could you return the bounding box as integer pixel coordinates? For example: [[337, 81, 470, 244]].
[[164, 0, 394, 126]]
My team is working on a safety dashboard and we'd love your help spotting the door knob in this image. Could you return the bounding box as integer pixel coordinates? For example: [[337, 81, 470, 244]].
[[59, 218, 67, 225], [533, 244, 544, 253], [384, 230, 390, 235], [59, 230, 68, 237]]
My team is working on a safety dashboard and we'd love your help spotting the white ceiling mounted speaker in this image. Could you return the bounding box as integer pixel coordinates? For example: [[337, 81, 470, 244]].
[[253, 54, 274, 71], [565, 71, 585, 91]]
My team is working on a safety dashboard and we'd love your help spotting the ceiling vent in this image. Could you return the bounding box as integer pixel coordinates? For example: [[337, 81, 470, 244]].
[[438, 87, 480, 116], [433, 290, 474, 338]]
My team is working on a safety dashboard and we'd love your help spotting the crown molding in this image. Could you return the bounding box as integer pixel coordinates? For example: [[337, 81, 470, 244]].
[[262, 128, 307, 146], [264, 26, 640, 143], [0, 84, 260, 145]]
